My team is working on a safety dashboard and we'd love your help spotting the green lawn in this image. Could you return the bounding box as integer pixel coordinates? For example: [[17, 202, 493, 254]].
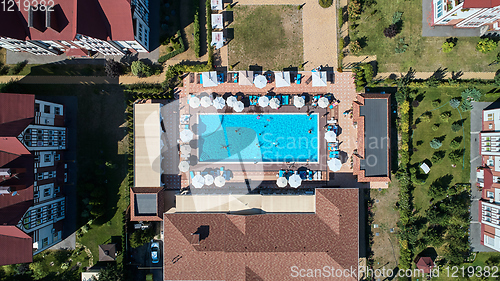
[[353, 0, 499, 72], [0, 83, 130, 280], [228, 5, 303, 71]]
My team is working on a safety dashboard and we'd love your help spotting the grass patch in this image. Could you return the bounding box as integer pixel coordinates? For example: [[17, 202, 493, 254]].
[[354, 0, 499, 72], [228, 5, 303, 70]]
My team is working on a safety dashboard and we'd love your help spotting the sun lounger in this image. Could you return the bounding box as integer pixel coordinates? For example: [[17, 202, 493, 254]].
[[199, 74, 203, 84], [220, 167, 224, 176], [296, 73, 302, 84], [190, 171, 195, 179]]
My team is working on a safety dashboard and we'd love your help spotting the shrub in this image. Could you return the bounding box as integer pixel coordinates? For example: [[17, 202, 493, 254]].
[[395, 37, 408, 54], [495, 72, 500, 86], [11, 60, 27, 74], [432, 150, 446, 164], [158, 31, 186, 63], [431, 99, 441, 107], [384, 24, 398, 38], [460, 100, 473, 111], [385, 78, 395, 85], [392, 11, 403, 24], [430, 138, 442, 149], [450, 139, 461, 149], [432, 124, 439, 131], [420, 112, 432, 123], [105, 59, 121, 78], [400, 100, 410, 114], [461, 87, 482, 101], [347, 0, 361, 20], [449, 98, 460, 109], [339, 37, 345, 50], [448, 149, 464, 165], [440, 112, 451, 122], [350, 40, 361, 54], [451, 122, 462, 132], [425, 76, 439, 87], [476, 38, 498, 53], [442, 41, 455, 53], [338, 7, 344, 27], [130, 227, 156, 248], [319, 0, 333, 8]]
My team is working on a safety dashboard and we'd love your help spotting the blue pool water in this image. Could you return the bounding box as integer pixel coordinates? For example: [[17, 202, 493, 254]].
[[198, 114, 318, 162]]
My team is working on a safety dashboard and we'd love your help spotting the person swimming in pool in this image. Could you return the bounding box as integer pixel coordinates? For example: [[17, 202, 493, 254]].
[[308, 129, 312, 134]]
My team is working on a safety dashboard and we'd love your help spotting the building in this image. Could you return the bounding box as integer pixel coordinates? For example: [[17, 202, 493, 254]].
[[432, 0, 500, 30], [0, 0, 149, 56], [163, 189, 359, 281], [0, 93, 68, 265], [476, 103, 500, 252]]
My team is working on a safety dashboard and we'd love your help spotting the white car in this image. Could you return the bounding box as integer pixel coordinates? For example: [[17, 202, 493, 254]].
[[151, 242, 159, 264]]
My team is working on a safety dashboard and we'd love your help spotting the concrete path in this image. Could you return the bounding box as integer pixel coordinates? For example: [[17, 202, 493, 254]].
[[375, 71, 497, 80], [235, 0, 338, 69]]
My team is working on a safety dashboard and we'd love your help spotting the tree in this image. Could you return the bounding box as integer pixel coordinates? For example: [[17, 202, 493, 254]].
[[98, 264, 123, 281], [105, 59, 121, 78], [430, 138, 442, 149], [449, 98, 460, 109], [131, 61, 152, 77], [450, 139, 461, 149], [448, 149, 464, 165], [451, 122, 462, 132], [347, 0, 361, 20], [383, 24, 398, 38], [476, 38, 498, 53], [431, 150, 445, 164], [442, 41, 455, 53], [318, 0, 333, 8], [440, 112, 451, 122], [350, 40, 361, 54], [461, 87, 482, 101]]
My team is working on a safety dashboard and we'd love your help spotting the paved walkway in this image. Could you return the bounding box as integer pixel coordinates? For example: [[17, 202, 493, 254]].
[[235, 0, 338, 69]]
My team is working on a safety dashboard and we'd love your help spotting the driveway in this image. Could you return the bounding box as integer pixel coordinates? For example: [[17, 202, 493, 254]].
[[469, 101, 495, 252], [131, 240, 163, 281]]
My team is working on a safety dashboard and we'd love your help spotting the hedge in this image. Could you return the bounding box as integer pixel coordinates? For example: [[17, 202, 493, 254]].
[[193, 0, 201, 57], [158, 30, 186, 63]]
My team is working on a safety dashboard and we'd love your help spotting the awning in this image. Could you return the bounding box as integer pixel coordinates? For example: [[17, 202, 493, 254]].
[[202, 71, 218, 87], [211, 0, 222, 10], [134, 104, 161, 187], [238, 71, 254, 85], [211, 32, 224, 49], [312, 71, 327, 87], [275, 71, 291, 87], [211, 14, 224, 29]]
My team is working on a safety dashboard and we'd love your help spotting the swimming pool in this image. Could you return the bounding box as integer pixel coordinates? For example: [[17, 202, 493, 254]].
[[197, 113, 319, 162]]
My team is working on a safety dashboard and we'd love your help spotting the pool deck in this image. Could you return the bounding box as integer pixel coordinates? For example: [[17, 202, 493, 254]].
[[175, 71, 358, 189]]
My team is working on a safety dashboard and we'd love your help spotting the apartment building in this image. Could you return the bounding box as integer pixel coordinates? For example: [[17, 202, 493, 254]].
[[0, 93, 68, 265], [0, 0, 150, 56], [432, 0, 500, 30], [476, 104, 500, 252]]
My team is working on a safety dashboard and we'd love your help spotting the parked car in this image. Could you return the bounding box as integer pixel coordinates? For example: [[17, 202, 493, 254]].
[[151, 242, 159, 264]]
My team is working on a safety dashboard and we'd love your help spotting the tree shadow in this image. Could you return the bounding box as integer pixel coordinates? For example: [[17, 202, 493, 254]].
[[431, 67, 447, 80]]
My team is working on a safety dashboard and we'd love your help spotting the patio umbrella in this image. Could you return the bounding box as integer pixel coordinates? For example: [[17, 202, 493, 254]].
[[226, 96, 237, 107], [191, 174, 205, 188], [318, 96, 329, 108], [180, 129, 194, 142], [288, 173, 302, 188], [324, 131, 337, 142], [180, 144, 191, 154], [254, 75, 267, 89], [213, 96, 226, 109], [189, 96, 200, 108], [327, 158, 342, 172], [201, 96, 212, 108], [276, 177, 288, 188], [178, 161, 189, 172], [258, 96, 269, 107], [269, 97, 280, 109], [233, 101, 244, 112], [214, 175, 226, 187], [204, 174, 214, 186], [293, 96, 305, 109]]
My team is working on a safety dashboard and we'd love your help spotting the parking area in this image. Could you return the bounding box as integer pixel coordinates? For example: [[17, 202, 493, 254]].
[[130, 240, 163, 281]]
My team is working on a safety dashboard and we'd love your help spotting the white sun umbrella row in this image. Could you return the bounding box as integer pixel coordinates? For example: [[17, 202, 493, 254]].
[[192, 173, 226, 188], [293, 96, 305, 109], [276, 173, 302, 188]]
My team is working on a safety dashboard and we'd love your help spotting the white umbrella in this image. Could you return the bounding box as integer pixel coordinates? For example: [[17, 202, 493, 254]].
[[258, 96, 269, 107], [213, 96, 225, 109], [204, 174, 214, 185], [191, 174, 205, 188], [180, 144, 191, 154], [318, 97, 329, 108], [180, 129, 194, 142], [189, 96, 200, 108], [324, 131, 337, 142], [178, 161, 189, 172], [288, 173, 302, 188], [233, 101, 244, 112], [327, 158, 342, 172], [293, 96, 305, 109], [254, 75, 267, 89], [269, 97, 280, 109], [214, 175, 226, 187], [277, 177, 288, 187], [226, 96, 237, 107], [201, 96, 212, 108]]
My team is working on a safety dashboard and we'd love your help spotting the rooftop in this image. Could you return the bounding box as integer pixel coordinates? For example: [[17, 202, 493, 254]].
[[163, 188, 359, 281]]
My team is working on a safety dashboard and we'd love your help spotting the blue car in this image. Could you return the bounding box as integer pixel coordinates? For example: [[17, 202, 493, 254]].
[[151, 242, 159, 264]]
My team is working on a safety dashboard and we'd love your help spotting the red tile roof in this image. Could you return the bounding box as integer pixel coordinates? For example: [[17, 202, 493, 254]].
[[130, 187, 164, 221], [0, 226, 32, 266], [0, 93, 34, 125], [0, 0, 134, 42], [416, 257, 435, 274], [163, 189, 359, 281], [463, 0, 500, 8]]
